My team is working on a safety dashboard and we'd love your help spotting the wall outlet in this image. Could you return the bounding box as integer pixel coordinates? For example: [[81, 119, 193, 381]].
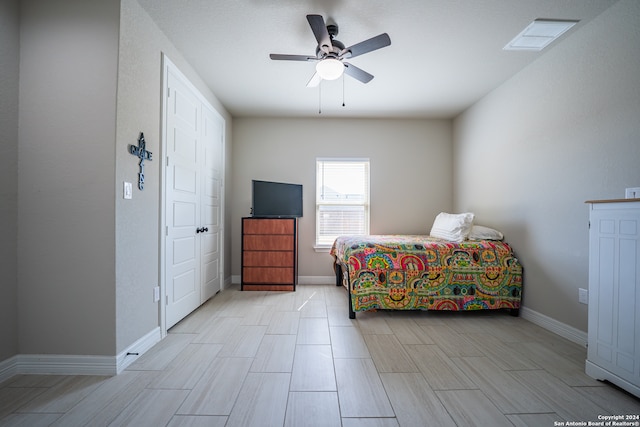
[[625, 187, 640, 199], [153, 286, 160, 303], [578, 288, 588, 305]]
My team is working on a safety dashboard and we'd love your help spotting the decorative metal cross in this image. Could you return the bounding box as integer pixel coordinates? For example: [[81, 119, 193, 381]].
[[128, 132, 152, 190]]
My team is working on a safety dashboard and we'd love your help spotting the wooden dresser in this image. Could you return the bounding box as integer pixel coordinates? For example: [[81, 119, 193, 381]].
[[241, 217, 298, 291]]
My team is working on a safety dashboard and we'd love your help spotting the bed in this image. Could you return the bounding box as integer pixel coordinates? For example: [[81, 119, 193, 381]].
[[331, 233, 523, 319]]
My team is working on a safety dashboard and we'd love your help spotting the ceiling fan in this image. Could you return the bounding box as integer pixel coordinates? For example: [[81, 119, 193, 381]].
[[269, 14, 391, 87]]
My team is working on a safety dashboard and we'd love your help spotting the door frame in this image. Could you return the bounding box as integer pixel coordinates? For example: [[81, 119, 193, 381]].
[[159, 54, 226, 337]]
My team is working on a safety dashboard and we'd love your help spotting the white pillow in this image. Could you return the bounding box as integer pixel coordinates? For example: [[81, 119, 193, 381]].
[[429, 212, 475, 242], [468, 225, 504, 241]]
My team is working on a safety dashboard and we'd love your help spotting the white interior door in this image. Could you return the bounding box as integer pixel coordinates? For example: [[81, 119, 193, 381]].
[[163, 58, 225, 329], [200, 104, 223, 300], [165, 66, 202, 329]]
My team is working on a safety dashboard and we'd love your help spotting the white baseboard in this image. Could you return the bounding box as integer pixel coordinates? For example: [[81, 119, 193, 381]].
[[16, 354, 117, 376], [299, 276, 335, 285], [115, 327, 162, 374], [223, 275, 233, 289], [520, 306, 587, 347], [0, 355, 19, 384], [0, 327, 163, 383], [230, 275, 335, 286]]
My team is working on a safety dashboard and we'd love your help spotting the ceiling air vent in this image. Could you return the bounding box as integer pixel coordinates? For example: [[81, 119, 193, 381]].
[[504, 19, 579, 51]]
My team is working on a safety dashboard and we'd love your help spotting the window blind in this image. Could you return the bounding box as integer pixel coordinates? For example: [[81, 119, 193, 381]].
[[316, 159, 370, 246]]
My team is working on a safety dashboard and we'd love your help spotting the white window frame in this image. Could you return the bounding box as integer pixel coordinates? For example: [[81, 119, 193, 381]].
[[315, 158, 370, 251]]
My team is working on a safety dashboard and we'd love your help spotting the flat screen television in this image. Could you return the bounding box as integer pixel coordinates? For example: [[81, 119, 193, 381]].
[[252, 180, 303, 218]]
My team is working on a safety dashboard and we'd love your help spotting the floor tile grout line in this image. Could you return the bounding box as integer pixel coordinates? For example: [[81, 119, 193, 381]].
[[2, 284, 640, 425]]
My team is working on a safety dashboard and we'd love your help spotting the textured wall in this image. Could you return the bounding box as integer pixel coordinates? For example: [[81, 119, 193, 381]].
[[116, 0, 232, 352], [231, 117, 452, 279], [453, 0, 640, 332], [18, 0, 120, 355], [0, 0, 20, 362]]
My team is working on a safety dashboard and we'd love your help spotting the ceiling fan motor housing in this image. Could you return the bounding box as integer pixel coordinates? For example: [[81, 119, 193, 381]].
[[316, 25, 346, 59]]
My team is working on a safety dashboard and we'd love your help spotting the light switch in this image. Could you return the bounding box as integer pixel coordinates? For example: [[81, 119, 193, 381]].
[[578, 288, 588, 304], [124, 181, 133, 199]]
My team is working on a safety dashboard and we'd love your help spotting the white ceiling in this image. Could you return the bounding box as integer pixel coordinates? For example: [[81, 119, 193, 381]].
[[137, 0, 617, 118]]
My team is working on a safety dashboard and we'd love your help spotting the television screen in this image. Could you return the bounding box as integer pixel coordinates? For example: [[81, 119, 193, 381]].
[[252, 180, 303, 218]]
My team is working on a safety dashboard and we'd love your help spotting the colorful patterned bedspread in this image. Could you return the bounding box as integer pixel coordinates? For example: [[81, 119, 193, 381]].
[[330, 235, 522, 313]]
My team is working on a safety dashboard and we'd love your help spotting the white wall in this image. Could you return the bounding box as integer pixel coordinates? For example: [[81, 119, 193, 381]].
[[232, 117, 452, 279], [116, 0, 232, 353], [5, 0, 233, 363], [18, 0, 120, 355], [0, 0, 20, 362], [7, 0, 635, 366], [453, 0, 640, 332]]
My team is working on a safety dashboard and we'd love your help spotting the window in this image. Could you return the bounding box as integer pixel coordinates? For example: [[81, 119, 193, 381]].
[[315, 158, 370, 248]]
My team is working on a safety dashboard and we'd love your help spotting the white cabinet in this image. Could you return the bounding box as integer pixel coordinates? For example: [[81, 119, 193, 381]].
[[586, 199, 640, 397]]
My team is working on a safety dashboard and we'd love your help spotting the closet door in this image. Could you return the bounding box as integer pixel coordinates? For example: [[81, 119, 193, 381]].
[[200, 104, 223, 300], [165, 66, 202, 329], [163, 58, 225, 329]]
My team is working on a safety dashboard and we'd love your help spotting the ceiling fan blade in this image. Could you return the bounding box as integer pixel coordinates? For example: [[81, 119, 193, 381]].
[[343, 33, 391, 59], [343, 62, 374, 84], [307, 14, 332, 53], [270, 54, 315, 61], [306, 72, 321, 88]]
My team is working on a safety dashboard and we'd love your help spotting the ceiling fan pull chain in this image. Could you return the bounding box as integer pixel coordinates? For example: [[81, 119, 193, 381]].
[[342, 74, 346, 107], [318, 81, 322, 114]]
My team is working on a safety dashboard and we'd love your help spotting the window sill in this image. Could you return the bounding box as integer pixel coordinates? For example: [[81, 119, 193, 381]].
[[314, 245, 332, 253]]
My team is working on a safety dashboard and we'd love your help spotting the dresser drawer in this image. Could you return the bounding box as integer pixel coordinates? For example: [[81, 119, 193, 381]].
[[243, 235, 293, 251], [243, 251, 293, 267], [243, 218, 294, 235], [242, 267, 294, 284]]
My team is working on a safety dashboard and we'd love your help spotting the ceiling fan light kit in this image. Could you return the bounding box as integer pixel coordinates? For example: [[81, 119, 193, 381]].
[[315, 58, 344, 80]]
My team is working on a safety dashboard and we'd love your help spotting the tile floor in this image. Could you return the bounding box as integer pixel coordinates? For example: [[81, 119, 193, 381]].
[[1, 283, 639, 426]]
